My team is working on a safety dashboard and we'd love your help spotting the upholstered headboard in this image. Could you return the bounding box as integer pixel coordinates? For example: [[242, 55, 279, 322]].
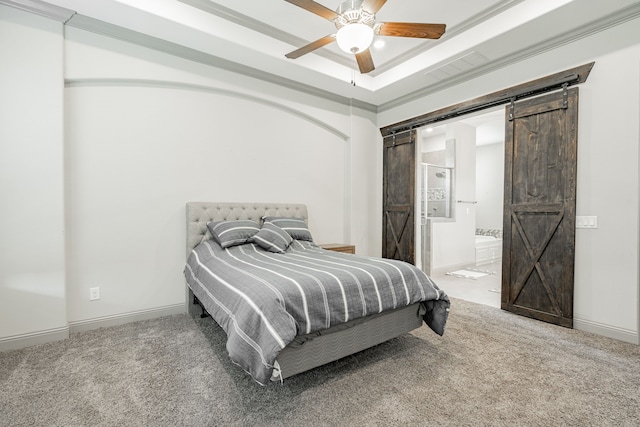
[[185, 202, 308, 256]]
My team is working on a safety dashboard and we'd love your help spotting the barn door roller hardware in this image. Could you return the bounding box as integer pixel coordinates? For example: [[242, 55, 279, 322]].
[[384, 128, 414, 147], [509, 97, 516, 121], [380, 62, 594, 135], [508, 81, 570, 121]]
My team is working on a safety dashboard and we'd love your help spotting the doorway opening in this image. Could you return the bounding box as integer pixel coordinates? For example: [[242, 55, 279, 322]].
[[381, 63, 591, 325], [417, 108, 505, 308]]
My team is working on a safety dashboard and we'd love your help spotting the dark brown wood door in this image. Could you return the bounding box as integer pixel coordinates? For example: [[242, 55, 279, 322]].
[[502, 87, 578, 328], [382, 131, 415, 264]]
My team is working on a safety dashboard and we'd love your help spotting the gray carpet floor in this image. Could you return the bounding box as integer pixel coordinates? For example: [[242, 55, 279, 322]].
[[1, 298, 639, 426]]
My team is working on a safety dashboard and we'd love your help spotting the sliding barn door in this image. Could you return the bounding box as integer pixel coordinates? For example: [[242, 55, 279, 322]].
[[502, 87, 578, 327], [382, 131, 415, 264]]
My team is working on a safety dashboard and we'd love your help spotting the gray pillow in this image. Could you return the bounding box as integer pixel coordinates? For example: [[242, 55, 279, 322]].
[[262, 216, 313, 242], [250, 222, 293, 253], [207, 220, 260, 248]]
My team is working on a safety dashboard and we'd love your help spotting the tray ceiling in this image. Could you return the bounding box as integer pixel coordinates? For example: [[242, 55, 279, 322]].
[[5, 0, 640, 109]]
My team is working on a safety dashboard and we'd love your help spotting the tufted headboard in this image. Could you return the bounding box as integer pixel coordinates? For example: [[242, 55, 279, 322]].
[[185, 202, 308, 256]]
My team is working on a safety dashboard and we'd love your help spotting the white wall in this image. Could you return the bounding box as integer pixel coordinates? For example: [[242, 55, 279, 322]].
[[0, 6, 67, 347], [572, 42, 639, 342], [63, 27, 381, 325], [476, 142, 505, 231], [65, 83, 344, 321], [0, 9, 380, 344], [379, 17, 640, 343], [348, 106, 381, 256], [431, 123, 477, 272]]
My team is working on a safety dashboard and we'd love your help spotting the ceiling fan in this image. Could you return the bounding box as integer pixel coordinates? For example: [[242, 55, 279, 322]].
[[284, 0, 446, 74]]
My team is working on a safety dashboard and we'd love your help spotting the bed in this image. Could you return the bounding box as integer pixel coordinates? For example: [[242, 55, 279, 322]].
[[184, 202, 450, 384]]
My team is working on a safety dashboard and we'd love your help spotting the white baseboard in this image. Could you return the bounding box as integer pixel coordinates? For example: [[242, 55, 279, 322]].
[[0, 326, 69, 352], [68, 303, 186, 334], [0, 304, 187, 353], [431, 262, 473, 276], [573, 317, 639, 344], [4, 305, 634, 354]]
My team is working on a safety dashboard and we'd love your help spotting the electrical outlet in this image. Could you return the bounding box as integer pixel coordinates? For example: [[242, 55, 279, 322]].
[[576, 216, 598, 229], [89, 287, 100, 301]]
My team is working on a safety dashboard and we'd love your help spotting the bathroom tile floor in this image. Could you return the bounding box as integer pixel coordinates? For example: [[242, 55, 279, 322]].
[[430, 260, 502, 308]]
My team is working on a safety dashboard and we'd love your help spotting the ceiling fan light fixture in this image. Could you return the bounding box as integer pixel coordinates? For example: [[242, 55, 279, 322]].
[[336, 23, 374, 54], [284, 0, 446, 74]]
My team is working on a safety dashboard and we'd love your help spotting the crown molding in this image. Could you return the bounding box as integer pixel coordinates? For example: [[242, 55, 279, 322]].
[[7, 0, 637, 114], [0, 0, 74, 22], [178, 0, 354, 69], [378, 2, 640, 112], [372, 0, 525, 76], [66, 14, 378, 113], [178, 0, 525, 78], [1, 0, 376, 112]]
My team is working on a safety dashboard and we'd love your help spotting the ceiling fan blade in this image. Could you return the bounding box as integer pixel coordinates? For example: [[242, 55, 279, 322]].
[[355, 50, 375, 74], [284, 0, 339, 21], [285, 35, 336, 59], [362, 0, 388, 14], [378, 22, 446, 39]]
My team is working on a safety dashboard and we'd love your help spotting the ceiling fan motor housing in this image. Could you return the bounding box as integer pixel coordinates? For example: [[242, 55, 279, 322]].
[[335, 0, 375, 29]]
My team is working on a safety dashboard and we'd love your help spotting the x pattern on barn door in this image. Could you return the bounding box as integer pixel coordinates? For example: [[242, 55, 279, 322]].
[[382, 131, 415, 264]]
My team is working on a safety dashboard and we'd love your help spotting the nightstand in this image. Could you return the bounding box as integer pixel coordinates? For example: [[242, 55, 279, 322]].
[[319, 243, 355, 254]]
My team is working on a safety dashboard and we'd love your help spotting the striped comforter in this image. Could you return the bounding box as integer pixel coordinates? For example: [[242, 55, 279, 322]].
[[184, 240, 450, 384]]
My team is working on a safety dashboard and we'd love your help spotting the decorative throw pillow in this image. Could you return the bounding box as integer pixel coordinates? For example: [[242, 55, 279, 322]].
[[207, 220, 260, 248], [262, 216, 313, 242], [249, 222, 293, 253]]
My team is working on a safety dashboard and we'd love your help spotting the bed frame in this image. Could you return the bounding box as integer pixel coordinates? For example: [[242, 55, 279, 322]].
[[185, 202, 423, 381]]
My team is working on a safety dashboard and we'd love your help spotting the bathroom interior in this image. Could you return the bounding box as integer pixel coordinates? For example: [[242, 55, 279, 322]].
[[417, 108, 505, 308]]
